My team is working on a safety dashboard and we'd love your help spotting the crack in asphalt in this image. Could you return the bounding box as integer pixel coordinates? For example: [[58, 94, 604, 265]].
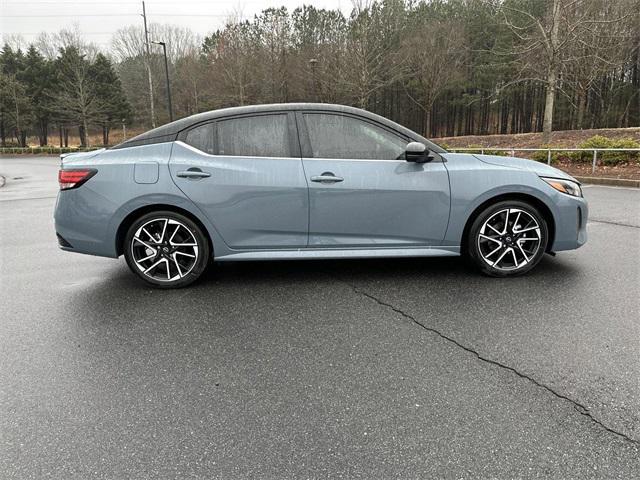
[[589, 218, 639, 229], [346, 281, 640, 447]]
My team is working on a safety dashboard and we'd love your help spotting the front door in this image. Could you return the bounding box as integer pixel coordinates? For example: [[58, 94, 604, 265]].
[[298, 112, 450, 247], [169, 112, 309, 249]]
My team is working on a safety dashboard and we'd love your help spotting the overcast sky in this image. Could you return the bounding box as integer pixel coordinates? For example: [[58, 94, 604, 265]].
[[1, 0, 352, 50]]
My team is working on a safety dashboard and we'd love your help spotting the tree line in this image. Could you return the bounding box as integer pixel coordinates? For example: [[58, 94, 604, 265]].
[[1, 0, 639, 148], [0, 42, 131, 147]]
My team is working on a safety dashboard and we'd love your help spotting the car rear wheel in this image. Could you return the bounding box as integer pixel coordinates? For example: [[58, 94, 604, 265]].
[[467, 200, 548, 277], [124, 211, 209, 288]]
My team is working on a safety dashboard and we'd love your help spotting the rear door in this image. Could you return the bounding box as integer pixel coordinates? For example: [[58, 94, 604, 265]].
[[169, 112, 309, 249], [298, 112, 450, 247]]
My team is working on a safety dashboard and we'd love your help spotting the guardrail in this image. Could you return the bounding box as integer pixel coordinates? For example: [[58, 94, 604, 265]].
[[447, 147, 640, 173]]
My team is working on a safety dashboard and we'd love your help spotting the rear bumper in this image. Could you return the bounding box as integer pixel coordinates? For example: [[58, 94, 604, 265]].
[[54, 190, 119, 258]]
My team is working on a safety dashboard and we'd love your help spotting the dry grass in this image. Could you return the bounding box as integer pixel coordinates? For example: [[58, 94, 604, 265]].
[[434, 127, 640, 149], [434, 127, 640, 180]]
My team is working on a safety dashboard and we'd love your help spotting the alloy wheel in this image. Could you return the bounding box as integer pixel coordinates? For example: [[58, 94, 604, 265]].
[[477, 208, 542, 271], [130, 218, 199, 282]]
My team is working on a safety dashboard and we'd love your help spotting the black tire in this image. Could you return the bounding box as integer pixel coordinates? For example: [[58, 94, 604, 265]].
[[466, 200, 548, 277], [124, 211, 210, 288]]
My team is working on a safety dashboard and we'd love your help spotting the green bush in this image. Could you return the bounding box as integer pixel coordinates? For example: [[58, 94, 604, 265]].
[[571, 135, 640, 165], [454, 144, 511, 156], [0, 146, 102, 155], [530, 145, 573, 164]]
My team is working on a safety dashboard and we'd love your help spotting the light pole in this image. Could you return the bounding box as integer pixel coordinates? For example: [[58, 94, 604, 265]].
[[140, 1, 155, 127], [309, 58, 319, 102], [151, 40, 174, 122]]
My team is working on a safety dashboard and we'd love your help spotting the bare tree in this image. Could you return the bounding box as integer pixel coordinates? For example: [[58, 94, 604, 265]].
[[35, 24, 99, 60], [290, 5, 349, 103], [0, 71, 31, 146], [343, 0, 406, 108], [498, 0, 638, 143], [203, 20, 258, 106], [399, 18, 467, 137]]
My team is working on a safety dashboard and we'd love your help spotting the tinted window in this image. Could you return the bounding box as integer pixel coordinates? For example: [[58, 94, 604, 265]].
[[218, 114, 290, 157], [304, 113, 407, 160], [185, 123, 215, 154]]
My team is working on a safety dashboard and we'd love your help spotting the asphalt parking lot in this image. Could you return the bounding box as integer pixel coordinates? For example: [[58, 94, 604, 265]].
[[1, 156, 639, 478]]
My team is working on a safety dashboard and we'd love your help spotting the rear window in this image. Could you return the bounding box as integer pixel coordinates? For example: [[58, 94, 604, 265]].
[[184, 123, 215, 155], [217, 114, 290, 158]]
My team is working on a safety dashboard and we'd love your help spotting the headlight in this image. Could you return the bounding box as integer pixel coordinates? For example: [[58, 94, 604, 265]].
[[541, 177, 582, 197]]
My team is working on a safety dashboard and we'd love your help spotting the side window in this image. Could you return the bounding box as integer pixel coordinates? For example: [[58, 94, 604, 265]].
[[303, 113, 407, 160], [217, 114, 290, 157], [184, 123, 215, 155]]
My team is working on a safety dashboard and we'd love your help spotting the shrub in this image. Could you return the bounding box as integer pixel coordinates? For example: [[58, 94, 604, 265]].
[[571, 135, 640, 165], [455, 144, 511, 156], [530, 145, 573, 164], [0, 146, 102, 155]]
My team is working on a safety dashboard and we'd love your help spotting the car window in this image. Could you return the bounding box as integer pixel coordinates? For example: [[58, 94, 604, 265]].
[[184, 123, 215, 155], [217, 114, 290, 157], [304, 113, 407, 160]]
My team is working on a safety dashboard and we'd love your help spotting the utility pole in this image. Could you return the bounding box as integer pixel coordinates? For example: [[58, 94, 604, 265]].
[[151, 40, 174, 122], [141, 1, 155, 128]]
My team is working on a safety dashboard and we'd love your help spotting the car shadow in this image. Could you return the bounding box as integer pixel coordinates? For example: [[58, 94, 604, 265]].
[[81, 253, 582, 310]]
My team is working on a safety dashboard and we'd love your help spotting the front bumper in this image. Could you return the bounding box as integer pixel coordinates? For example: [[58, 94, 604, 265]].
[[550, 195, 588, 252]]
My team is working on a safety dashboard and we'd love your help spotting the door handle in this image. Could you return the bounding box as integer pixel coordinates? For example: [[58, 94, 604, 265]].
[[311, 172, 344, 183], [176, 168, 211, 179]]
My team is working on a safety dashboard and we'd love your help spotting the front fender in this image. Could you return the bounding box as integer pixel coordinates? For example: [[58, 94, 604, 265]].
[[442, 153, 561, 247]]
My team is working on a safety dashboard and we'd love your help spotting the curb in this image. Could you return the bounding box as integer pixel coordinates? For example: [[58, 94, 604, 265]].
[[573, 176, 640, 188]]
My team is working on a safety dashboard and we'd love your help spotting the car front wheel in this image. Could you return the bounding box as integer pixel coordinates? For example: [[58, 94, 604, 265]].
[[467, 200, 548, 277], [124, 211, 210, 288]]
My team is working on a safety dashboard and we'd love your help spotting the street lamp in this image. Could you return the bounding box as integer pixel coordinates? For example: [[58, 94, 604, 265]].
[[308, 58, 319, 102], [151, 40, 174, 122]]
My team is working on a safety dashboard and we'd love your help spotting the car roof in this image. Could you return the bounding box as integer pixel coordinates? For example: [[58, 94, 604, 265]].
[[112, 103, 446, 153]]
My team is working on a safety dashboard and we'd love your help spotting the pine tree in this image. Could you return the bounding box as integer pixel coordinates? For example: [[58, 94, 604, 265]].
[[52, 46, 99, 147], [91, 53, 132, 145], [22, 46, 55, 146]]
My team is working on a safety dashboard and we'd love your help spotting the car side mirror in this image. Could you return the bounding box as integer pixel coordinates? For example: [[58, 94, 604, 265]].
[[405, 142, 433, 163]]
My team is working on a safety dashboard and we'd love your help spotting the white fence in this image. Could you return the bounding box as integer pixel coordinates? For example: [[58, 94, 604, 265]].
[[447, 148, 640, 173]]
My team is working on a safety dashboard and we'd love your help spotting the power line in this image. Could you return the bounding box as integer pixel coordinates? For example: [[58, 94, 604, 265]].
[[3, 31, 124, 35], [3, 13, 229, 17], [3, 0, 229, 3]]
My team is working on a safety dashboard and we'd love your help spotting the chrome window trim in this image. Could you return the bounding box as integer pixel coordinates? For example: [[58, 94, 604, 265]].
[[176, 141, 409, 163], [174, 140, 300, 160]]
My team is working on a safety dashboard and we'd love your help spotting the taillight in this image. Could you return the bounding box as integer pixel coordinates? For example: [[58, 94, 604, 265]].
[[58, 169, 97, 190]]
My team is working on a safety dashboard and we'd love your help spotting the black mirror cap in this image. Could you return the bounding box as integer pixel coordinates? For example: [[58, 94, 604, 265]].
[[405, 141, 433, 163], [406, 151, 434, 163]]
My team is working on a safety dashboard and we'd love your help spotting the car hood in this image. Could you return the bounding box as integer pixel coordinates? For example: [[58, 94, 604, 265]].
[[473, 154, 577, 182]]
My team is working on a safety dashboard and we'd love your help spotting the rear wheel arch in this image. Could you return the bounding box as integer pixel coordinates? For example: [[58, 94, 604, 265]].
[[116, 204, 213, 257], [460, 193, 555, 255]]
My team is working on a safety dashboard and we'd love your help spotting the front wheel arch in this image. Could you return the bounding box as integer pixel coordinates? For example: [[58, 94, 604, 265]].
[[116, 204, 213, 258], [460, 193, 555, 256]]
